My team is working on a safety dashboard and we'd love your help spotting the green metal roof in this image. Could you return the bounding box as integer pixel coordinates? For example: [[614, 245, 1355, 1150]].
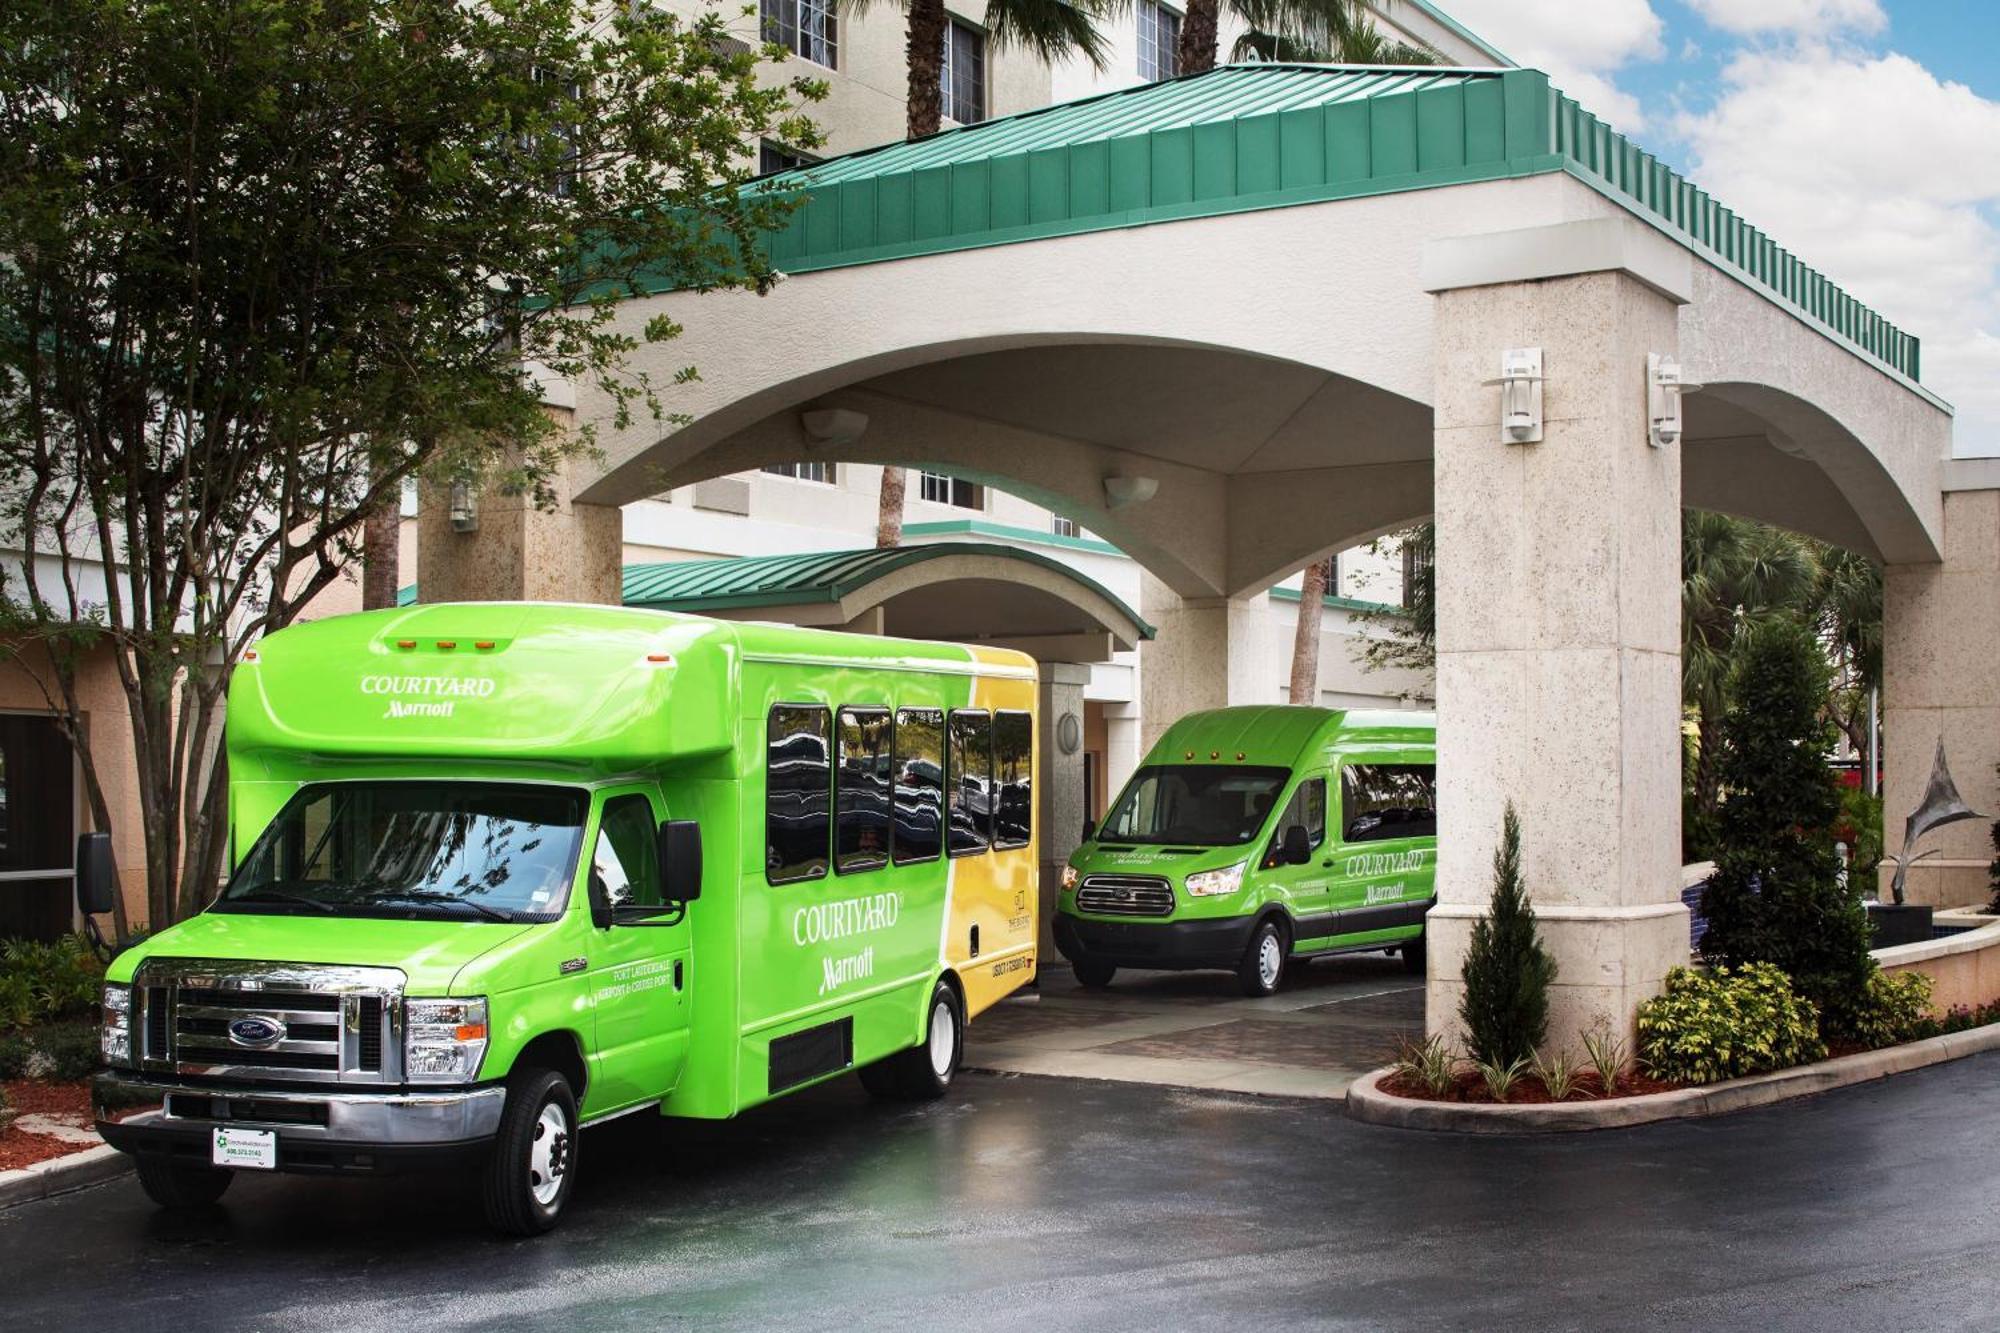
[[746, 62, 1923, 388], [625, 541, 1155, 637]]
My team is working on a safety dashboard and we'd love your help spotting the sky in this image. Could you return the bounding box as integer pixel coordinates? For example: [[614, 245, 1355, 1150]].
[[1430, 0, 2000, 455]]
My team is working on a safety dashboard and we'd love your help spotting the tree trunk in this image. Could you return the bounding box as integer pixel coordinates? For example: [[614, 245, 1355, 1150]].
[[1287, 558, 1332, 705], [876, 466, 908, 548], [1177, 0, 1221, 76], [361, 489, 401, 610], [906, 0, 946, 140]]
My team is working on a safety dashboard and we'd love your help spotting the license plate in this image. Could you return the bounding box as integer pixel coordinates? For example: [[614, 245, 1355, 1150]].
[[212, 1126, 278, 1170]]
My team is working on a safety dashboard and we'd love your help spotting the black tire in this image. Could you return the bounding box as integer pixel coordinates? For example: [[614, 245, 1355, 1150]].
[[1402, 932, 1427, 976], [1072, 958, 1117, 989], [481, 1066, 578, 1237], [134, 1157, 232, 1210], [1238, 918, 1288, 997], [859, 979, 964, 1102]]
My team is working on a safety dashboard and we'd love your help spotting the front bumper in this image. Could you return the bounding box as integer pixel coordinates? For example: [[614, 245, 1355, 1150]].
[[1054, 910, 1261, 971], [94, 1072, 505, 1175]]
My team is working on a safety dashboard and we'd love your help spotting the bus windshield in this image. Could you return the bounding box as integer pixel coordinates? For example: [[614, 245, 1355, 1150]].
[[1098, 766, 1292, 847], [215, 782, 587, 923]]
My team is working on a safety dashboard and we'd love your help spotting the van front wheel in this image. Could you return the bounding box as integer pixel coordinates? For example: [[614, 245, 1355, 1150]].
[[860, 980, 964, 1101], [135, 1157, 232, 1210], [1238, 920, 1288, 997], [482, 1067, 578, 1237]]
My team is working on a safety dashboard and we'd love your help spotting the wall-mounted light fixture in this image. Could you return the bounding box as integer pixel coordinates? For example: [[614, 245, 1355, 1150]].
[[448, 481, 479, 533], [1647, 354, 1703, 449], [1481, 348, 1545, 445], [1103, 475, 1159, 510], [800, 407, 868, 447]]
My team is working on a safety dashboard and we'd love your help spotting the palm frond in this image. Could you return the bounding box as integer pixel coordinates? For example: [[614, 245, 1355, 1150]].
[[986, 0, 1126, 69]]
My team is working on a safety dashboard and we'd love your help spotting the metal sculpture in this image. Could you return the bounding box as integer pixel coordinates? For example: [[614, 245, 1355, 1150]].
[[1886, 739, 1987, 906]]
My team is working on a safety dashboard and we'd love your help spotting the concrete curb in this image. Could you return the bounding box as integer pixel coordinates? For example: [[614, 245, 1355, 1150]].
[[0, 1143, 130, 1210], [1346, 1021, 2000, 1134]]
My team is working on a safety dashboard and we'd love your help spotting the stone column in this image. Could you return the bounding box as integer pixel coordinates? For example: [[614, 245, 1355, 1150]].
[[1037, 662, 1090, 963], [1881, 486, 2000, 908], [1427, 270, 1689, 1054], [1137, 572, 1268, 752], [416, 406, 623, 605]]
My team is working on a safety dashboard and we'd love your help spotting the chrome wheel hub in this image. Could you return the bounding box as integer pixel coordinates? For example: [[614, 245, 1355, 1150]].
[[1258, 935, 1282, 989], [528, 1102, 570, 1207], [928, 999, 956, 1078]]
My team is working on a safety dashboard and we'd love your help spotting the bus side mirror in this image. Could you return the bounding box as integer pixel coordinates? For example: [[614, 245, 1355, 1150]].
[[1281, 825, 1311, 866], [76, 833, 118, 917], [660, 821, 702, 904]]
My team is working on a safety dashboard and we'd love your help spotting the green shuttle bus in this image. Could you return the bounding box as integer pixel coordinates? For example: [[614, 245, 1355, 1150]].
[[1054, 706, 1435, 996], [89, 603, 1039, 1234]]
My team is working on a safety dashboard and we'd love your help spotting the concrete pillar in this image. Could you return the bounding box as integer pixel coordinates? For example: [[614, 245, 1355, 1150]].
[[417, 407, 622, 605], [1037, 662, 1090, 964], [1427, 270, 1689, 1055], [1881, 487, 2000, 908], [1137, 572, 1268, 752]]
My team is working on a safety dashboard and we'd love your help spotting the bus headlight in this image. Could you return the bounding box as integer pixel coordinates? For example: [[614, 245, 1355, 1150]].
[[405, 997, 488, 1083], [1061, 863, 1079, 891], [101, 983, 132, 1067], [1184, 862, 1246, 897]]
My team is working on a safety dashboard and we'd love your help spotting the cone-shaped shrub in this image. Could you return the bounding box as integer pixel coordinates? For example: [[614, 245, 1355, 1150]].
[[1459, 804, 1557, 1067]]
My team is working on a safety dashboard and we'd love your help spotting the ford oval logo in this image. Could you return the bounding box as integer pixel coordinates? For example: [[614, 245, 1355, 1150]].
[[227, 1016, 286, 1049]]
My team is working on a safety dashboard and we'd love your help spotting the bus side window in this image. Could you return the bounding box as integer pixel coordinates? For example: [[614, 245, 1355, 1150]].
[[993, 709, 1032, 848], [1341, 763, 1437, 843], [835, 707, 892, 874], [946, 709, 992, 856], [767, 704, 831, 883], [892, 708, 944, 864], [1261, 776, 1325, 869], [593, 794, 662, 908]]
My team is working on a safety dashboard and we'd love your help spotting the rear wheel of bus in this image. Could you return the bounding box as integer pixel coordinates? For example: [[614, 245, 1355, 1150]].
[[1402, 931, 1427, 975], [483, 1066, 578, 1236], [860, 979, 962, 1101], [1238, 918, 1288, 997]]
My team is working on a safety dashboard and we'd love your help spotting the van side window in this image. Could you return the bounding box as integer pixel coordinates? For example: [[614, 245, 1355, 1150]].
[[1261, 776, 1325, 868], [1341, 763, 1437, 843], [892, 708, 945, 864], [592, 794, 661, 909], [946, 709, 992, 856], [992, 710, 1033, 848], [835, 707, 893, 873], [767, 704, 831, 883]]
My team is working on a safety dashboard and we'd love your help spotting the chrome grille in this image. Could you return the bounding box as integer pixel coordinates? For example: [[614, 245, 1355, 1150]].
[[134, 959, 405, 1085], [1076, 874, 1175, 917]]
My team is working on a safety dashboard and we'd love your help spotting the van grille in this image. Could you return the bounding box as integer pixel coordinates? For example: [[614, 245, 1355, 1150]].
[[134, 960, 404, 1085], [1076, 874, 1175, 917]]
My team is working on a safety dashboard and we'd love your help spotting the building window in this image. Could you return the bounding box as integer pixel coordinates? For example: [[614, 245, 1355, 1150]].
[[941, 21, 986, 125], [763, 462, 836, 484], [766, 704, 831, 883], [946, 709, 993, 856], [834, 708, 893, 873], [892, 708, 945, 864], [761, 0, 837, 68], [1138, 1, 1179, 81], [992, 710, 1033, 849], [919, 471, 983, 509], [1401, 537, 1431, 610], [1050, 515, 1080, 538], [0, 715, 77, 942], [758, 141, 814, 177]]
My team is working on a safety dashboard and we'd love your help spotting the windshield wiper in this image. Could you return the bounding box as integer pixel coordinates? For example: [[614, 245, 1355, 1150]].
[[363, 890, 516, 923], [226, 887, 337, 914]]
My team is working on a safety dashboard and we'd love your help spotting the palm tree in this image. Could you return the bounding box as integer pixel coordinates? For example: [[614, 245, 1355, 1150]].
[[1185, 0, 1431, 77], [874, 0, 1118, 546]]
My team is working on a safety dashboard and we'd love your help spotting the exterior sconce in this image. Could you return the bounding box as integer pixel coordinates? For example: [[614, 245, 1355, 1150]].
[[800, 408, 868, 447], [1647, 354, 1703, 449], [1103, 475, 1158, 510], [1481, 348, 1544, 445], [448, 481, 478, 533]]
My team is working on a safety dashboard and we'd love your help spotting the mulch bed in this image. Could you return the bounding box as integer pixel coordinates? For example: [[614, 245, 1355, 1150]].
[[1378, 1067, 1683, 1105], [0, 1079, 97, 1172]]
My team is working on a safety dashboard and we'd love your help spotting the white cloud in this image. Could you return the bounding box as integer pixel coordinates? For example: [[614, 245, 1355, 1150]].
[[1679, 50, 2000, 453], [1439, 0, 1664, 129], [1681, 0, 1886, 39]]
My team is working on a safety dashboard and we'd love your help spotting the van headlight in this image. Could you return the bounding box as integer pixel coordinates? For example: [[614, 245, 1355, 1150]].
[[405, 997, 489, 1083], [1184, 862, 1246, 897], [1061, 863, 1079, 891], [101, 983, 133, 1067]]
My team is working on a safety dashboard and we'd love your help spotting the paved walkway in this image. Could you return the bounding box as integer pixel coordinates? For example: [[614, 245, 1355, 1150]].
[[966, 953, 1423, 1098]]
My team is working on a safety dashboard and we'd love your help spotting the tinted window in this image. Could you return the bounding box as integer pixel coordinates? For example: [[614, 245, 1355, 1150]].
[[1341, 764, 1437, 843], [836, 707, 893, 873], [1101, 766, 1291, 847], [1261, 776, 1326, 869], [947, 710, 992, 856], [592, 794, 661, 909], [767, 705, 831, 883], [993, 710, 1032, 848], [893, 708, 945, 864]]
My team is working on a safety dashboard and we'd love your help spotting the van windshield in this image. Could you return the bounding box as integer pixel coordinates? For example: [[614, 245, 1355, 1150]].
[[215, 782, 587, 923], [1098, 766, 1291, 847]]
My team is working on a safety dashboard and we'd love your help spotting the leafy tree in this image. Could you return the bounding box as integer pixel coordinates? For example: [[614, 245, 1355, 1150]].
[[1347, 522, 1434, 690], [0, 0, 824, 932], [1699, 617, 1874, 1038], [1230, 1, 1437, 64], [1459, 803, 1556, 1066]]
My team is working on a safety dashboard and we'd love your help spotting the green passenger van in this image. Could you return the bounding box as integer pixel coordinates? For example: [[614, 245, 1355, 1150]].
[[87, 603, 1039, 1234], [1054, 707, 1435, 996]]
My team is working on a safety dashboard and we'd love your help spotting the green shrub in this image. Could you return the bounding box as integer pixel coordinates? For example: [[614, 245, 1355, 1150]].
[[1847, 969, 1934, 1048], [31, 1020, 102, 1082], [0, 1031, 31, 1079], [1637, 962, 1826, 1085], [1458, 804, 1557, 1067], [0, 971, 34, 1031], [0, 934, 104, 1028]]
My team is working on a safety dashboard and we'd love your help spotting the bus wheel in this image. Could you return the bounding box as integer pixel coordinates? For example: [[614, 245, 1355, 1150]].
[[135, 1157, 232, 1210], [482, 1066, 578, 1237], [1072, 958, 1117, 989], [861, 980, 964, 1102], [1402, 932, 1427, 975], [1238, 919, 1287, 997]]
